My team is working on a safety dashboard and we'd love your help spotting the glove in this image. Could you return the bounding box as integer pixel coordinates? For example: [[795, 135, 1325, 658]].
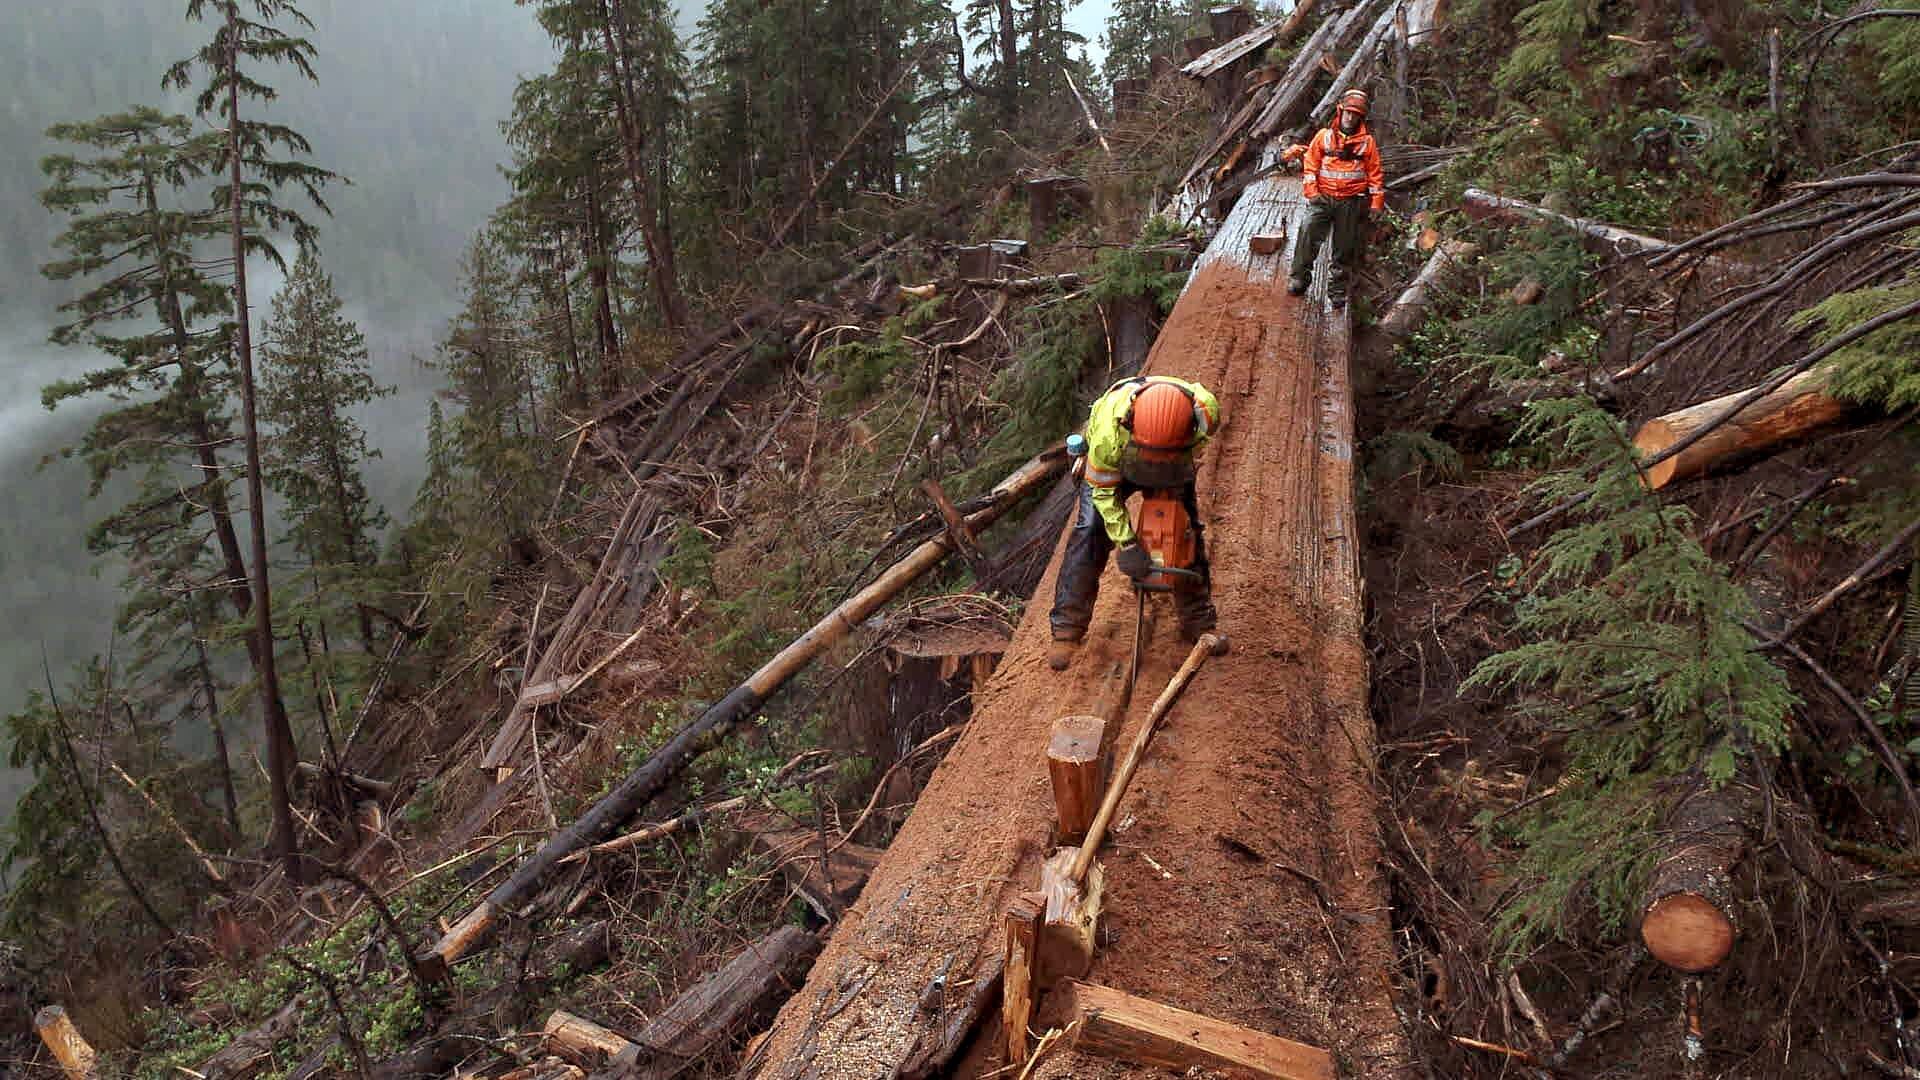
[[1115, 541, 1154, 583]]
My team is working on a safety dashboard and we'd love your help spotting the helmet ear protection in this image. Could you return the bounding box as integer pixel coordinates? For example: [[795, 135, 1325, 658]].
[[1118, 378, 1208, 441]]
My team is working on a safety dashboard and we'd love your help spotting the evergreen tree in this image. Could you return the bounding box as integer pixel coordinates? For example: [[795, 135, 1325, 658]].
[[259, 249, 392, 651], [167, 0, 341, 884], [1101, 0, 1199, 85], [519, 0, 689, 329], [437, 230, 546, 539]]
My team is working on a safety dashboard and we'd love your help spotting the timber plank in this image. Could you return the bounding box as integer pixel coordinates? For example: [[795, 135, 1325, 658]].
[[1061, 980, 1334, 1080]]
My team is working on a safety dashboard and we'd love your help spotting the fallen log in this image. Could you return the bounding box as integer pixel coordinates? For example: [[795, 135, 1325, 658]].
[[34, 1006, 97, 1080], [1630, 369, 1851, 489], [482, 490, 659, 775], [1182, 17, 1285, 79], [1302, 0, 1403, 132], [625, 925, 821, 1077], [1252, 0, 1381, 139], [1058, 979, 1334, 1080], [1640, 784, 1755, 972], [424, 448, 1068, 972], [199, 999, 303, 1080], [1462, 187, 1678, 257], [1378, 240, 1479, 340]]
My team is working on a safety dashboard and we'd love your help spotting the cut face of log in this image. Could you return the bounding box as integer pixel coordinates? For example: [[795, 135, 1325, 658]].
[[1060, 979, 1334, 1080], [1640, 785, 1754, 972], [545, 1010, 637, 1068], [1631, 369, 1851, 489]]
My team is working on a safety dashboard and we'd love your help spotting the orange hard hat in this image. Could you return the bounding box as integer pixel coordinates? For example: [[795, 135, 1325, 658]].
[[1338, 89, 1370, 117], [1130, 382, 1196, 449]]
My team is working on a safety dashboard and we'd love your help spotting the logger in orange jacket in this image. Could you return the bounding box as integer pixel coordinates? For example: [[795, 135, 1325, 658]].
[[1287, 89, 1385, 307]]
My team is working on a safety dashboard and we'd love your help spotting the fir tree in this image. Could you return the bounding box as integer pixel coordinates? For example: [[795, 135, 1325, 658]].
[[1101, 0, 1200, 85], [259, 249, 392, 651], [167, 0, 342, 884]]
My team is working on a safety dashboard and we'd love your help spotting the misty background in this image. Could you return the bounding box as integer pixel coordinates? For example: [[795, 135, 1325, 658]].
[[0, 0, 1117, 816]]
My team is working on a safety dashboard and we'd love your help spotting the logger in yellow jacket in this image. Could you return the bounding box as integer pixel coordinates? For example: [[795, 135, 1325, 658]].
[[1048, 375, 1224, 671]]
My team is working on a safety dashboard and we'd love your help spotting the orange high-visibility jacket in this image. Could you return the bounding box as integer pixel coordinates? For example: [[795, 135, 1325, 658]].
[[1300, 122, 1385, 210]]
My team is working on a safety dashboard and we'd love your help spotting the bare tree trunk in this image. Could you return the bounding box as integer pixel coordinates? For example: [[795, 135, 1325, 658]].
[[997, 0, 1020, 120], [596, 0, 688, 330], [195, 629, 243, 840], [226, 8, 303, 887], [584, 182, 622, 394]]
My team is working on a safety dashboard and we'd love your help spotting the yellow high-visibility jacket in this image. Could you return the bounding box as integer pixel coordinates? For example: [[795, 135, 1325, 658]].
[[1080, 375, 1220, 545]]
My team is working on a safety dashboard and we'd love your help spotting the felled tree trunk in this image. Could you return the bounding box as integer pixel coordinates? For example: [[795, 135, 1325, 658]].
[[1631, 369, 1852, 489], [1378, 241, 1479, 340], [1640, 784, 1755, 972]]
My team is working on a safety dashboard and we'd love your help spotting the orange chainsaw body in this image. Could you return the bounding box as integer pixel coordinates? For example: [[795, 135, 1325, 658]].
[[1133, 490, 1197, 591]]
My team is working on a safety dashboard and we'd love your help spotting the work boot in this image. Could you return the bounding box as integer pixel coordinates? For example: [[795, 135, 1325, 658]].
[[1046, 637, 1079, 671], [1286, 275, 1309, 296]]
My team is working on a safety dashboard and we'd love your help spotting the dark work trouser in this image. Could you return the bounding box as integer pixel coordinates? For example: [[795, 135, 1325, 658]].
[[1050, 480, 1217, 642], [1289, 193, 1369, 297]]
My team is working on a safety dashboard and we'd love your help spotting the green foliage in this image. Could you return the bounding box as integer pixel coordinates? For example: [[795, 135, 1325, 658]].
[[1497, 0, 1600, 92], [1466, 224, 1598, 366], [1465, 395, 1796, 959], [1863, 20, 1920, 111], [1367, 430, 1465, 487], [821, 318, 922, 414], [1792, 281, 1920, 412], [1101, 0, 1205, 85]]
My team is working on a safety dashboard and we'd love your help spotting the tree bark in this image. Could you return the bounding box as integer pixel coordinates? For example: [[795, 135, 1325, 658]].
[[1631, 369, 1852, 489], [1640, 783, 1754, 972], [225, 7, 302, 886]]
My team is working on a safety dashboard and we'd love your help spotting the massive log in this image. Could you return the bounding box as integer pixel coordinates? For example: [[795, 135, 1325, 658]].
[[425, 449, 1066, 971], [1632, 369, 1852, 489], [1640, 784, 1755, 972], [749, 168, 1408, 1079]]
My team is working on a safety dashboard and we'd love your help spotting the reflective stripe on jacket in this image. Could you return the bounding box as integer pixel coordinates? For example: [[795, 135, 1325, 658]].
[[1300, 123, 1385, 210], [1081, 376, 1221, 545]]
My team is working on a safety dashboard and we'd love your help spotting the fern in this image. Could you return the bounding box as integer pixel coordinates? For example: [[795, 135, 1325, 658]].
[[1465, 395, 1796, 961]]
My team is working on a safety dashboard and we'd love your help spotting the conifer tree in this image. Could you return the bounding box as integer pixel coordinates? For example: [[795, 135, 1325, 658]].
[[1101, 0, 1198, 84], [167, 0, 341, 884], [437, 230, 545, 539], [259, 249, 392, 650]]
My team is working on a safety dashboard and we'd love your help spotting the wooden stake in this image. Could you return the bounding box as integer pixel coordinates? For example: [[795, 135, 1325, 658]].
[[1003, 893, 1045, 1063], [34, 1007, 97, 1080], [1037, 848, 1105, 985], [1059, 980, 1334, 1080], [1047, 715, 1107, 845]]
